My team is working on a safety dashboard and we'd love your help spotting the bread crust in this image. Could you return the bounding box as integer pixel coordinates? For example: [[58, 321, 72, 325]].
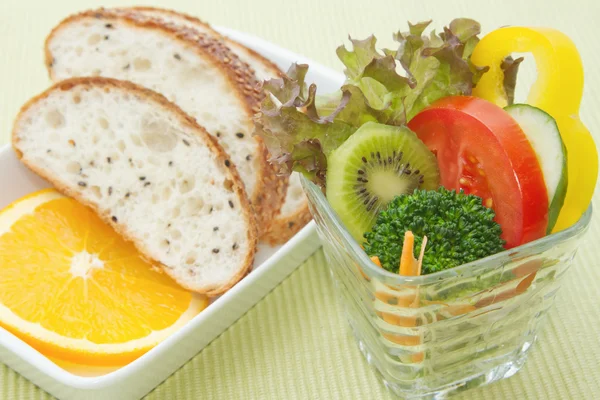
[[121, 6, 313, 245], [12, 77, 257, 296], [125, 6, 220, 35], [44, 8, 286, 237]]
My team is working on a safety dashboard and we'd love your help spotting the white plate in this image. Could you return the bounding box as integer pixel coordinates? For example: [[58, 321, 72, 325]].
[[0, 26, 344, 400]]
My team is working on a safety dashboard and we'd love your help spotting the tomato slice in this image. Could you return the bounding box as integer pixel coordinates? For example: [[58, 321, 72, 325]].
[[407, 96, 548, 248]]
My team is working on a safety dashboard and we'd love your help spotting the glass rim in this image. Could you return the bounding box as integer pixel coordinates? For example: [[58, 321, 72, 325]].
[[301, 175, 593, 284]]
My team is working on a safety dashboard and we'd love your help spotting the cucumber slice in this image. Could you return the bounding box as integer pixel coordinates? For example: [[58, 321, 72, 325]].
[[505, 104, 568, 233]]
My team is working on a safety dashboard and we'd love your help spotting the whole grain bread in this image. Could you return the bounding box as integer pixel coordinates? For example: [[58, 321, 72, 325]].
[[44, 9, 286, 236], [123, 6, 313, 244], [12, 77, 257, 296]]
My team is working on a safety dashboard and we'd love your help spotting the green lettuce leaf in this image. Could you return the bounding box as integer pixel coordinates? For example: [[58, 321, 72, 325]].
[[316, 85, 381, 126]]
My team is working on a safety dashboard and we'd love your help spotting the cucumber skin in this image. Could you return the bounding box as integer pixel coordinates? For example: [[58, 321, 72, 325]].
[[505, 104, 568, 233], [547, 139, 568, 234]]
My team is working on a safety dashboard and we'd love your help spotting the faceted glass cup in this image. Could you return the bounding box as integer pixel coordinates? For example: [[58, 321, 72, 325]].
[[301, 176, 592, 399]]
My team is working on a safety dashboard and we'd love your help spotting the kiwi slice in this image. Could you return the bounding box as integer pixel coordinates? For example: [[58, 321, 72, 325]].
[[326, 121, 440, 242]]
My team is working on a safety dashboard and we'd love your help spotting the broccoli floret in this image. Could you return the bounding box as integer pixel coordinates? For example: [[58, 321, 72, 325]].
[[363, 188, 505, 275]]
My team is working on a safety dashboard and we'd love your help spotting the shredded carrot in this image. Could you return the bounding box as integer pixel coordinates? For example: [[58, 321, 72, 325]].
[[412, 352, 425, 363], [396, 232, 430, 364], [398, 232, 428, 277], [370, 256, 382, 267], [399, 231, 417, 276]]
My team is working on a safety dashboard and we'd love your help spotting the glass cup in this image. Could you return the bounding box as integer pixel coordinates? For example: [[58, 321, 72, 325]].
[[301, 176, 592, 399]]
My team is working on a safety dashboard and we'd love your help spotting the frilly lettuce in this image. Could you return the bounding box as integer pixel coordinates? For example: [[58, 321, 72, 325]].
[[255, 18, 488, 187], [335, 18, 488, 122]]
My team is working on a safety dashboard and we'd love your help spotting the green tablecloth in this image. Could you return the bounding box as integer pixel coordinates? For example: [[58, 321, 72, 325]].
[[1, 0, 599, 398]]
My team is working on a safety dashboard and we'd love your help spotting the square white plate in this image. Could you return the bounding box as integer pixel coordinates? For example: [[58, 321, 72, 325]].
[[0, 26, 343, 400]]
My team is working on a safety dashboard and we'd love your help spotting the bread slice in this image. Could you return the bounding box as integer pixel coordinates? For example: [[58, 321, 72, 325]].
[[44, 9, 286, 236], [12, 77, 257, 296], [123, 6, 313, 244]]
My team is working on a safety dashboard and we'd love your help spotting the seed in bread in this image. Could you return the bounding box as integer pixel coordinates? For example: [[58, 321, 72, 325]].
[[12, 77, 257, 295]]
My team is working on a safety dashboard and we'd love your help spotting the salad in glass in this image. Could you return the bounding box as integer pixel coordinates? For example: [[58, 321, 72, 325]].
[[254, 18, 597, 398]]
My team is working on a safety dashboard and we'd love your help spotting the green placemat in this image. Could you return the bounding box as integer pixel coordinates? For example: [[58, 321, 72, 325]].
[[1, 0, 599, 399]]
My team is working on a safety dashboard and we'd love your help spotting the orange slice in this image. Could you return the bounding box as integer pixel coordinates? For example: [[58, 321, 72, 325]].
[[0, 189, 208, 366]]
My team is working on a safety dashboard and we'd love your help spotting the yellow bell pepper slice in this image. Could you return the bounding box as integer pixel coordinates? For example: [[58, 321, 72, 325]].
[[471, 27, 597, 232]]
